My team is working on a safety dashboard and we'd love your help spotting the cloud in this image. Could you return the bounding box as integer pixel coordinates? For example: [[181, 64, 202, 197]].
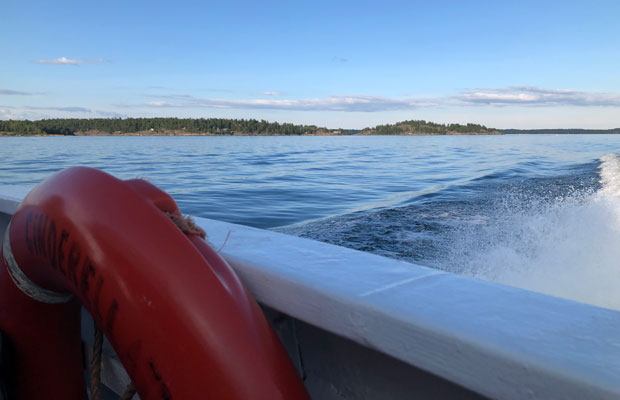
[[145, 94, 438, 112], [0, 107, 46, 120], [32, 57, 108, 65], [97, 110, 127, 118], [0, 89, 34, 95], [457, 86, 620, 107], [158, 93, 195, 100], [0, 105, 126, 120], [260, 91, 281, 96], [25, 106, 92, 113], [0, 108, 19, 120]]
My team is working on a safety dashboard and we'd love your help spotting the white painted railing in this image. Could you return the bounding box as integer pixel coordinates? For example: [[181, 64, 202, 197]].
[[2, 183, 620, 400]]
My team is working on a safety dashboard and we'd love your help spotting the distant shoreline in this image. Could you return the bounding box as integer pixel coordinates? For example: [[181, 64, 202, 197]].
[[1, 117, 619, 136], [5, 130, 620, 137], [0, 130, 505, 137], [5, 132, 620, 137]]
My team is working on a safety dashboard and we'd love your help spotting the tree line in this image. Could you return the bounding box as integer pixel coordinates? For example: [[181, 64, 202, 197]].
[[0, 117, 502, 136], [0, 118, 327, 136], [365, 120, 497, 135]]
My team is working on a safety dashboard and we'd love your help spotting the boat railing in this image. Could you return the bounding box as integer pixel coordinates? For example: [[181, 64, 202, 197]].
[[1, 183, 620, 399]]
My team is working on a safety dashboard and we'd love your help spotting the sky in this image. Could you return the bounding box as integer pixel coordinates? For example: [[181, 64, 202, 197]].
[[2, 0, 620, 129]]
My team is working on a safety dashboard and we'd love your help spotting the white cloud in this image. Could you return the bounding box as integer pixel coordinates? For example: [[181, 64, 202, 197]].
[[0, 105, 126, 120], [33, 57, 108, 65], [144, 86, 620, 113], [457, 86, 620, 107], [0, 107, 45, 120], [97, 110, 127, 118], [146, 94, 438, 112], [0, 108, 19, 119], [147, 101, 172, 107]]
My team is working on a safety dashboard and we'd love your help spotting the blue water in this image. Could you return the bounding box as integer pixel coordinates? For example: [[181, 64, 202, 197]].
[[2, 134, 620, 309]]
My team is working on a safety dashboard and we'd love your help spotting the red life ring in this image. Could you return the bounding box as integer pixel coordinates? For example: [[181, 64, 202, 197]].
[[0, 167, 309, 399]]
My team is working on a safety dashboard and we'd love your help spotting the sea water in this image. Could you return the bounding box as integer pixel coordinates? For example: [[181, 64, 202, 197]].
[[1, 134, 620, 310]]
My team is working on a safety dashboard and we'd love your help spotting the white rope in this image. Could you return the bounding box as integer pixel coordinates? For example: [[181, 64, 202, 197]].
[[2, 221, 74, 304]]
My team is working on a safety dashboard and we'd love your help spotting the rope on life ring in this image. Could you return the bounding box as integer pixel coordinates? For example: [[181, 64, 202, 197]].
[[0, 167, 309, 400], [89, 321, 137, 400]]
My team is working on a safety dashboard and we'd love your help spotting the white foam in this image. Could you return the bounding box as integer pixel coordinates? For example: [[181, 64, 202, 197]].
[[447, 154, 620, 311], [599, 153, 620, 198]]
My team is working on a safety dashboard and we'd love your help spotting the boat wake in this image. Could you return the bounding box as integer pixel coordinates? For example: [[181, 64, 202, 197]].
[[445, 153, 620, 310], [282, 154, 620, 310]]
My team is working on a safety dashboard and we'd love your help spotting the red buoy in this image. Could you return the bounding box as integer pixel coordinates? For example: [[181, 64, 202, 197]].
[[0, 167, 309, 399]]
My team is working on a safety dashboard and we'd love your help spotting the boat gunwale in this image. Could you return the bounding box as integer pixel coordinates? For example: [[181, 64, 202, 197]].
[[1, 183, 619, 400]]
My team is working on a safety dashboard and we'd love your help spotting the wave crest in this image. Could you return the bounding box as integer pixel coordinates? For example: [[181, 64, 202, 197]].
[[442, 154, 620, 310]]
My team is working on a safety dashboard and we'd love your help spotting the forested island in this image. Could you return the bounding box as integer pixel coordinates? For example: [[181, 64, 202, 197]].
[[0, 118, 618, 136], [0, 118, 498, 136], [0, 118, 328, 136], [362, 120, 500, 135]]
